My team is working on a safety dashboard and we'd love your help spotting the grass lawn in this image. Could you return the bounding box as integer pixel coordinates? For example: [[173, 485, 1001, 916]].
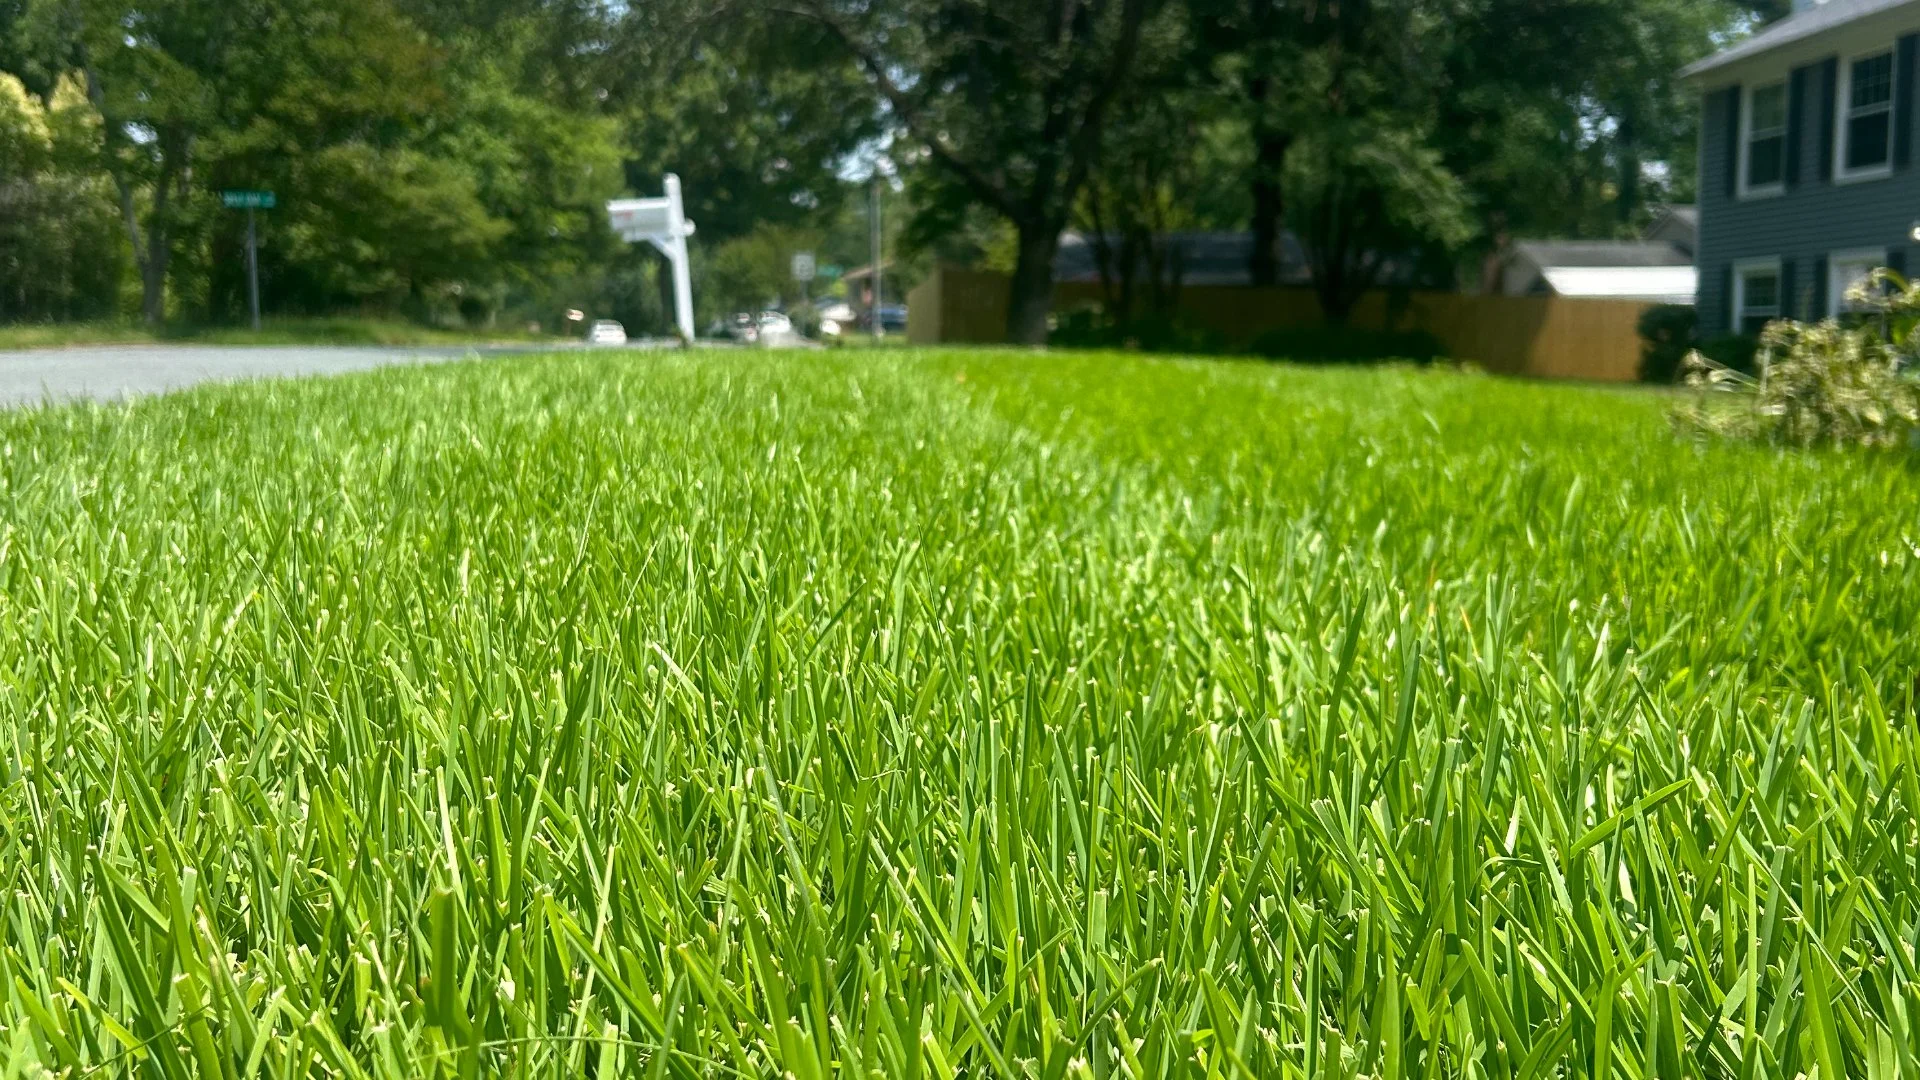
[[0, 317, 554, 351], [1, 348, 1916, 1077]]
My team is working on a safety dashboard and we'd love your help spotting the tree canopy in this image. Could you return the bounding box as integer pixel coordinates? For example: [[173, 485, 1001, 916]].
[[0, 0, 1760, 340]]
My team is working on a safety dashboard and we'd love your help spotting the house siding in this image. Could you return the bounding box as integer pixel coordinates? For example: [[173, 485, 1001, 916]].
[[1697, 27, 1920, 334]]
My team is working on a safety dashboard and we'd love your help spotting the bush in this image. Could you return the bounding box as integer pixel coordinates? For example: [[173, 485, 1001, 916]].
[[1637, 304, 1695, 382], [1694, 333, 1760, 377], [1676, 269, 1920, 449], [1048, 309, 1228, 354], [1247, 325, 1446, 364], [1638, 304, 1760, 383]]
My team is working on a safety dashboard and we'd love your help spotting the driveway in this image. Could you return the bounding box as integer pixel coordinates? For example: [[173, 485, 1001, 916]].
[[0, 344, 562, 407]]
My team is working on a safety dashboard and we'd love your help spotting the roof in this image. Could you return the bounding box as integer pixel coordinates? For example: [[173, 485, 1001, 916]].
[[1651, 205, 1697, 231], [1681, 0, 1919, 80], [1053, 230, 1424, 288], [1053, 231, 1310, 286], [1541, 266, 1697, 305], [1512, 240, 1692, 270]]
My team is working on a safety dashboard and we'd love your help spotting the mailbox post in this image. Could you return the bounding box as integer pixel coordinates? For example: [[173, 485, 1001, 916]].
[[607, 176, 697, 342]]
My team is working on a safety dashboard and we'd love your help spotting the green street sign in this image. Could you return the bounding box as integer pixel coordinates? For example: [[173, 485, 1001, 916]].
[[220, 190, 276, 209], [819, 264, 843, 277]]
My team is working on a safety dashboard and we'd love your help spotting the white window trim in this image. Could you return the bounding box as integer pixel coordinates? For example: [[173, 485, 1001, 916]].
[[1835, 47, 1897, 184], [1732, 257, 1783, 333], [1739, 79, 1790, 199], [1828, 247, 1888, 314]]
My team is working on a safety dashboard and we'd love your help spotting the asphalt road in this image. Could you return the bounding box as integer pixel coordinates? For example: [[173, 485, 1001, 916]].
[[0, 344, 556, 407]]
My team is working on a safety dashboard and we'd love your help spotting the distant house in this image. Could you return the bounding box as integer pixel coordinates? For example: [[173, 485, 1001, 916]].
[[1498, 239, 1697, 305], [1643, 204, 1699, 257], [1053, 231, 1308, 286], [1052, 231, 1423, 289], [1683, 0, 1919, 335]]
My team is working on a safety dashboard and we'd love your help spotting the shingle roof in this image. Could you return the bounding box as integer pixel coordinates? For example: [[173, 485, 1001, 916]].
[[1512, 241, 1693, 270], [1052, 231, 1310, 286], [1656, 206, 1698, 230], [1053, 231, 1425, 288], [1681, 0, 1920, 79]]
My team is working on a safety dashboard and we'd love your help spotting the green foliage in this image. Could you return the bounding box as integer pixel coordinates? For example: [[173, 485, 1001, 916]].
[[1636, 302, 1696, 382], [612, 10, 878, 248], [703, 222, 822, 318], [1678, 269, 1920, 447], [0, 72, 126, 321], [1436, 0, 1741, 242], [1248, 324, 1447, 363], [2, 350, 1919, 1076], [1049, 308, 1230, 353], [1639, 305, 1761, 384]]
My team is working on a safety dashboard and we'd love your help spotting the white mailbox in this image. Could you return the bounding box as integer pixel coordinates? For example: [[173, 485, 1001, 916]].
[[608, 174, 697, 342]]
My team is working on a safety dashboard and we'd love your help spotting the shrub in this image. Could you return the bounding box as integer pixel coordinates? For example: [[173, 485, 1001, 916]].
[[1246, 325, 1446, 364], [1637, 304, 1696, 383], [1676, 269, 1920, 449], [1049, 308, 1228, 354], [1693, 333, 1761, 376], [1638, 304, 1759, 383]]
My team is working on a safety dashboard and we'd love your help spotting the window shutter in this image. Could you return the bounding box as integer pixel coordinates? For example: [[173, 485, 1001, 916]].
[[1818, 58, 1839, 181], [1781, 259, 1799, 321], [1786, 67, 1807, 186], [1811, 256, 1829, 319], [1723, 87, 1742, 198], [1723, 263, 1736, 331], [1897, 36, 1918, 169], [1890, 247, 1909, 281]]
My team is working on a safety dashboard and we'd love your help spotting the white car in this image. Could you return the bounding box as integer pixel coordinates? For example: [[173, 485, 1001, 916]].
[[587, 320, 627, 345]]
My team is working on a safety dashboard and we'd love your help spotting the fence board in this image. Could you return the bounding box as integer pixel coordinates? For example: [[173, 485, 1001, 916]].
[[906, 267, 1652, 382]]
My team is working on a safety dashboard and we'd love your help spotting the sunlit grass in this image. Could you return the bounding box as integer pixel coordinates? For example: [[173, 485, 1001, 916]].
[[1, 348, 1917, 1078]]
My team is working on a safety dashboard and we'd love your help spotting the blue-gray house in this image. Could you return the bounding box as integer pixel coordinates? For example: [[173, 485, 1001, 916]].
[[1685, 0, 1920, 335]]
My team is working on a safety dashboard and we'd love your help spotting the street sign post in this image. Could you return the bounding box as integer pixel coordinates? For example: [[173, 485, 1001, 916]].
[[608, 175, 697, 342], [791, 252, 815, 311], [220, 191, 276, 209], [220, 191, 276, 330]]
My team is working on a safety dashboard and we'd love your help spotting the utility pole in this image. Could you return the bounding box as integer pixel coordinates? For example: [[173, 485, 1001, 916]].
[[869, 176, 884, 343]]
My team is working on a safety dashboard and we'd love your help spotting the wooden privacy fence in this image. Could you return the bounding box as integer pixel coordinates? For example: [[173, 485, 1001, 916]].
[[906, 266, 1652, 382]]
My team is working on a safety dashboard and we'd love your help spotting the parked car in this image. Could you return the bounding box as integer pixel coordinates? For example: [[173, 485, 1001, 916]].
[[587, 320, 627, 345], [816, 302, 857, 338], [716, 312, 761, 343], [851, 304, 908, 335]]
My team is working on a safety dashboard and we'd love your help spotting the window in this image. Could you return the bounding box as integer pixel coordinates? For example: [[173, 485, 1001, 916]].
[[1838, 50, 1895, 179], [1742, 80, 1789, 194], [1829, 249, 1887, 314], [1733, 259, 1782, 335]]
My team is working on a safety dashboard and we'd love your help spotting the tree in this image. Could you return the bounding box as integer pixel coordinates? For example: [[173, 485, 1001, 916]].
[[1186, 0, 1300, 287], [792, 0, 1165, 344], [0, 72, 125, 321], [591, 2, 878, 333]]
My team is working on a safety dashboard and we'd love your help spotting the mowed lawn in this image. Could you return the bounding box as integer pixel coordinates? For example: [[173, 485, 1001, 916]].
[[1, 348, 1917, 1079]]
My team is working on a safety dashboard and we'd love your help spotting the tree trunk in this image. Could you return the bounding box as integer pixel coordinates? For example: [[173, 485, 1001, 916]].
[[141, 246, 168, 325], [1249, 134, 1290, 288], [1006, 221, 1061, 345], [1246, 71, 1291, 289], [1615, 114, 1641, 227]]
